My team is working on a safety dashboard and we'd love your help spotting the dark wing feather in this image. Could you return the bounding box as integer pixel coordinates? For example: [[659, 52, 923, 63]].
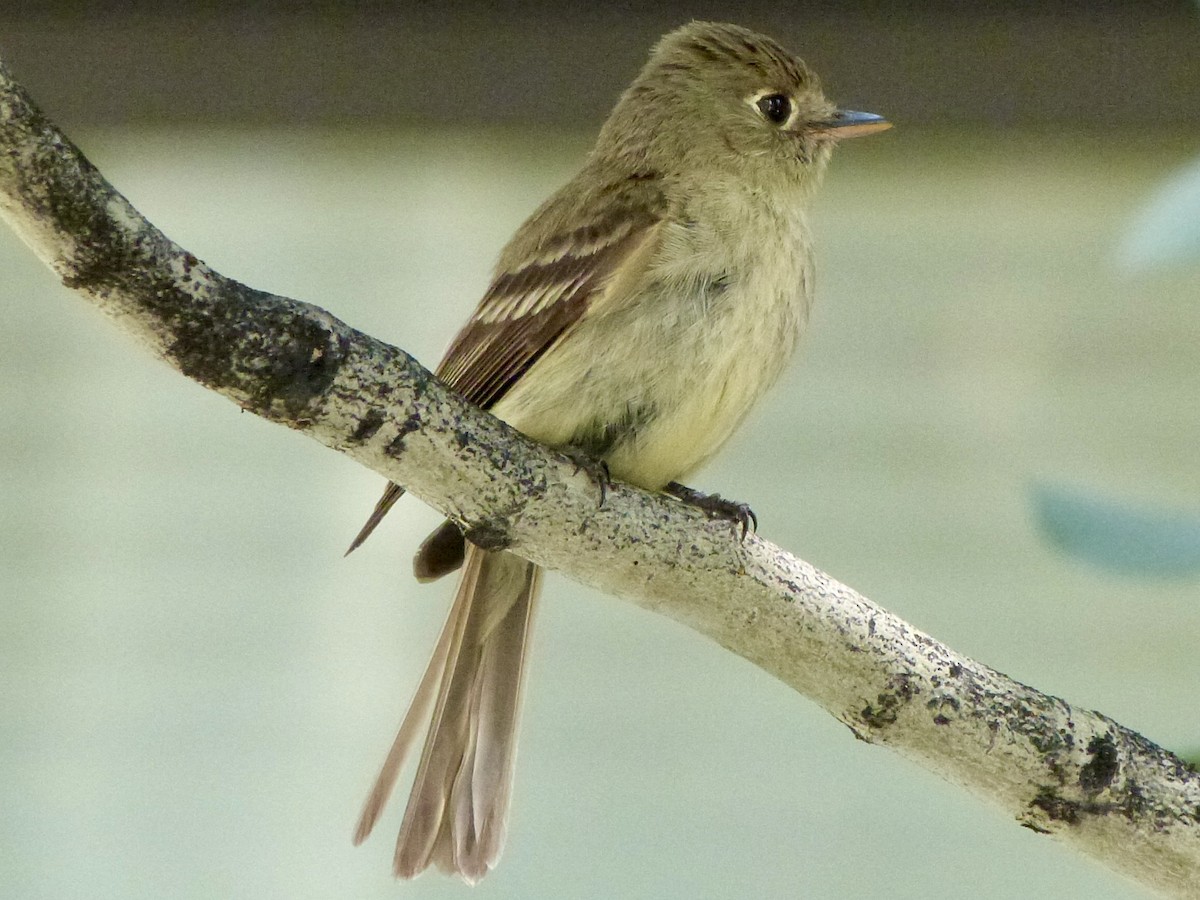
[[436, 189, 665, 410], [346, 173, 666, 555]]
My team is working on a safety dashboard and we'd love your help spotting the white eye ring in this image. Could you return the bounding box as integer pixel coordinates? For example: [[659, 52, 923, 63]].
[[747, 89, 797, 128]]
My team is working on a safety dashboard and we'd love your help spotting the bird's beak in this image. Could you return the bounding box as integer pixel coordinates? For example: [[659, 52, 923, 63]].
[[815, 109, 891, 139]]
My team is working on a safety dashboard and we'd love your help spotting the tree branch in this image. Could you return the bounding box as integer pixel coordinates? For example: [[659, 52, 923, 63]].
[[1, 56, 1197, 898]]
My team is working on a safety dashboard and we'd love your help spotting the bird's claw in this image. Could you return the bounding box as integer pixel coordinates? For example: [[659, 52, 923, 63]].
[[563, 448, 611, 507], [665, 481, 758, 541]]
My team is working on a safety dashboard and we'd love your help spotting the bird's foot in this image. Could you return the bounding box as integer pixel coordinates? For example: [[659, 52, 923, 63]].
[[665, 481, 757, 541], [562, 447, 612, 507]]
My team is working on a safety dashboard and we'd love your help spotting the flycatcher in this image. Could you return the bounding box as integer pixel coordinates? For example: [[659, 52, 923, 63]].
[[349, 20, 889, 882]]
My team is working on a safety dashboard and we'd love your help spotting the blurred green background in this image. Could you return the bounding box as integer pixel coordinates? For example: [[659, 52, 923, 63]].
[[1, 3, 1199, 899]]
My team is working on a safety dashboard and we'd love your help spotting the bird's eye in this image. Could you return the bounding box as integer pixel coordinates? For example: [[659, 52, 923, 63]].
[[756, 93, 792, 125]]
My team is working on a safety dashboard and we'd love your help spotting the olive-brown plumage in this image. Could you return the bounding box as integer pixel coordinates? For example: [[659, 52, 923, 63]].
[[350, 21, 888, 882]]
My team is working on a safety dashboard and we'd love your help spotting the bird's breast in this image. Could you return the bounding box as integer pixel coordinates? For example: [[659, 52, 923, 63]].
[[494, 195, 815, 490]]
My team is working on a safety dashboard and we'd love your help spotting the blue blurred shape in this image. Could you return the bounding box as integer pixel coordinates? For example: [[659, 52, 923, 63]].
[[1032, 481, 1200, 578], [1118, 157, 1200, 273]]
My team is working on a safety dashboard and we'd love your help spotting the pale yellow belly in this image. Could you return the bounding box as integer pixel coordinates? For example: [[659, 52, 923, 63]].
[[491, 193, 815, 491], [492, 262, 810, 489]]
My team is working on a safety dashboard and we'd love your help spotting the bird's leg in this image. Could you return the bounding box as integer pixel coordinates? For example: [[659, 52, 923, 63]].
[[664, 481, 758, 541], [561, 446, 612, 507]]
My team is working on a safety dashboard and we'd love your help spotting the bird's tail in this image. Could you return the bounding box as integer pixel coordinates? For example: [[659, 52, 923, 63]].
[[353, 544, 540, 883]]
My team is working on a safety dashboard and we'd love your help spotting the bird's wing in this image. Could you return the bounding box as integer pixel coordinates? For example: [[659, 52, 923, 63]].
[[436, 175, 667, 410], [345, 173, 666, 556]]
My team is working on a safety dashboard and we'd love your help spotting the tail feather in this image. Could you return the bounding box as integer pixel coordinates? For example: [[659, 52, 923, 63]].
[[352, 575, 470, 846], [394, 587, 478, 877], [454, 564, 539, 876], [345, 482, 406, 556], [355, 544, 540, 884]]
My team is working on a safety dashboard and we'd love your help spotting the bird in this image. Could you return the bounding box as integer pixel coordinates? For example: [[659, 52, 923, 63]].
[[348, 20, 889, 882]]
